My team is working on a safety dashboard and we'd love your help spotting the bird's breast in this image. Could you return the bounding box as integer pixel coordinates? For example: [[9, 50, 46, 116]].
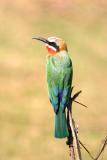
[[46, 52, 72, 82]]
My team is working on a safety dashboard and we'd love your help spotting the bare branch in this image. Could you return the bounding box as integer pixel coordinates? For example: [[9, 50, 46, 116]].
[[66, 89, 107, 160], [79, 140, 95, 160], [69, 144, 76, 160], [67, 89, 82, 160], [79, 136, 107, 160], [71, 117, 82, 160], [95, 136, 107, 160]]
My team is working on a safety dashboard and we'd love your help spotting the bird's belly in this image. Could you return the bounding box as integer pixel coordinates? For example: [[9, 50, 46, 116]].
[[47, 66, 63, 82]]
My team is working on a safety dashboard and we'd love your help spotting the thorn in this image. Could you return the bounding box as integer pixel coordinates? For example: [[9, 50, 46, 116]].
[[79, 140, 95, 160], [74, 100, 88, 108], [71, 86, 74, 92], [72, 90, 82, 101]]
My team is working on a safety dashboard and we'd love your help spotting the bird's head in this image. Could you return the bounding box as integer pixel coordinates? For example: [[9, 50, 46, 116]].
[[32, 36, 68, 56]]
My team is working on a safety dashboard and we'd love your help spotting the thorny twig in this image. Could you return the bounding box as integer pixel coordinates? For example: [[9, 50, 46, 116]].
[[67, 89, 83, 160], [79, 140, 95, 160], [71, 118, 82, 160], [95, 135, 107, 160], [79, 136, 107, 160], [67, 88, 107, 160]]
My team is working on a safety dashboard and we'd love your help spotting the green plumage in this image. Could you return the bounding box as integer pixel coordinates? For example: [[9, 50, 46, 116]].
[[46, 51, 73, 138]]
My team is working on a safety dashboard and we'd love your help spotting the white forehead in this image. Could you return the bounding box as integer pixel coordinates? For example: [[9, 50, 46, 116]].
[[47, 37, 59, 42]]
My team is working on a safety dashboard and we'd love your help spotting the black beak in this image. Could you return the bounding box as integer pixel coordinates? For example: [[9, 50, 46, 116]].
[[32, 36, 49, 44]]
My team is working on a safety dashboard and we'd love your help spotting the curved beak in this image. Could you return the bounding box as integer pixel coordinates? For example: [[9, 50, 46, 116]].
[[32, 36, 49, 44]]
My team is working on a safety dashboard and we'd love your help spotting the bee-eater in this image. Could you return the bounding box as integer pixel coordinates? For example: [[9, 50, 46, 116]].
[[33, 36, 73, 138]]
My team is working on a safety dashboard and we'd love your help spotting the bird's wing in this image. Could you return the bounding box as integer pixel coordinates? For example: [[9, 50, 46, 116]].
[[48, 66, 72, 113], [60, 67, 72, 111], [48, 81, 59, 113]]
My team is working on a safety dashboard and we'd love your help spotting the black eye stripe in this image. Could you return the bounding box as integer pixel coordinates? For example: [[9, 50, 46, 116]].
[[48, 42, 59, 51]]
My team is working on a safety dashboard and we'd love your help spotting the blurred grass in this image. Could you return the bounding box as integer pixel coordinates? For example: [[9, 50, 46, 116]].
[[0, 0, 107, 159]]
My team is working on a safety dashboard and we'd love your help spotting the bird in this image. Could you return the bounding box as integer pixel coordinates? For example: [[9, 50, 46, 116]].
[[32, 36, 73, 138]]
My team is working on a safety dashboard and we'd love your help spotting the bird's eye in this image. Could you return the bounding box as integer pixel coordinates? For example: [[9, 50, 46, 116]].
[[48, 42, 59, 51]]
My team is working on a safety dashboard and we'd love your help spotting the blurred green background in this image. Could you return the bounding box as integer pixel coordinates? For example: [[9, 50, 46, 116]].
[[0, 0, 107, 159]]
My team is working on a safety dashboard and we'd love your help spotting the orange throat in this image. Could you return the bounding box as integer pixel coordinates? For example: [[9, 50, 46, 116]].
[[46, 45, 57, 56]]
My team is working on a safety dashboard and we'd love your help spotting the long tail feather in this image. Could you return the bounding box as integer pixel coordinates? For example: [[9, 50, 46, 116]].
[[55, 107, 69, 138]]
